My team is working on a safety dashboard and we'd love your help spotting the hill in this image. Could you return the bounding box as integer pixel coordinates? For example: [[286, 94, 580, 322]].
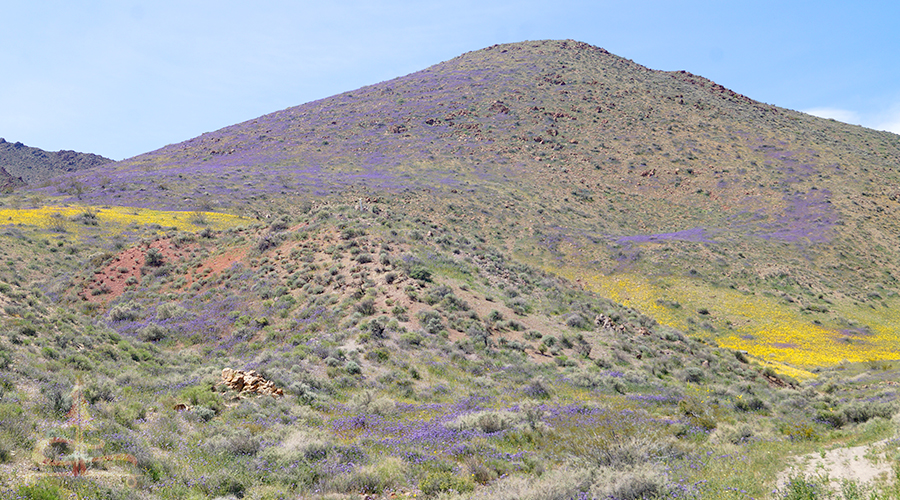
[[1, 40, 899, 499], [30, 39, 900, 373], [0, 137, 111, 187]]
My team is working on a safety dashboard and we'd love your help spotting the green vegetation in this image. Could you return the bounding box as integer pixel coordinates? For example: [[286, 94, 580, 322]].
[[1, 39, 900, 499]]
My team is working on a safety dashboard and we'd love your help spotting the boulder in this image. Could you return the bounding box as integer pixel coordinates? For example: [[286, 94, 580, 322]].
[[221, 368, 283, 398]]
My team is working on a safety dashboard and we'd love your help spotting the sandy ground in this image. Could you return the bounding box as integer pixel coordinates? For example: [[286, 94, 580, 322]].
[[776, 438, 895, 491]]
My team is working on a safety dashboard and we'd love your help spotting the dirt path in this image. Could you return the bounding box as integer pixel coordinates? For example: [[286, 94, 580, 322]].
[[776, 439, 895, 490]]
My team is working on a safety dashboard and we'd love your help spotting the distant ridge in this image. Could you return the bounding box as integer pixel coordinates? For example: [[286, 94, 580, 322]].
[[0, 137, 111, 186]]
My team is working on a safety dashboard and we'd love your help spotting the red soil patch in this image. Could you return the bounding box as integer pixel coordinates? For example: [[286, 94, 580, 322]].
[[180, 247, 248, 291], [79, 238, 194, 304]]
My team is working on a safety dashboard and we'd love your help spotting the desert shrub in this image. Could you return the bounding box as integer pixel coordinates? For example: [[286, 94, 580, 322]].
[[725, 425, 755, 445], [108, 301, 141, 322], [464, 466, 592, 500], [192, 406, 216, 422], [391, 305, 409, 321], [591, 465, 671, 500], [0, 350, 10, 371], [522, 380, 551, 399], [682, 367, 705, 384], [42, 385, 72, 418], [179, 385, 222, 413], [0, 403, 31, 461], [417, 310, 444, 335], [840, 402, 894, 425], [506, 297, 532, 316], [440, 294, 470, 312], [345, 361, 362, 375], [395, 330, 423, 347], [203, 428, 261, 456], [409, 267, 432, 282], [366, 318, 387, 339], [17, 479, 66, 500], [422, 285, 452, 305], [83, 379, 116, 404], [138, 323, 167, 342], [447, 411, 519, 434], [356, 298, 376, 316], [776, 473, 827, 500], [524, 330, 542, 341], [257, 232, 285, 252], [420, 471, 474, 496], [678, 396, 718, 430], [734, 395, 767, 412], [145, 247, 164, 266], [466, 323, 489, 347], [780, 420, 819, 441], [565, 313, 589, 329]]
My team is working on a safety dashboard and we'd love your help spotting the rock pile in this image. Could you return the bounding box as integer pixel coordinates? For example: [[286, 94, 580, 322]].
[[221, 368, 284, 398]]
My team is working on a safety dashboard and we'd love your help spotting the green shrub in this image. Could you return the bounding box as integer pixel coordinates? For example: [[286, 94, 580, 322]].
[[180, 385, 222, 413], [145, 247, 164, 266], [345, 361, 362, 375], [678, 396, 718, 430], [420, 471, 474, 496], [781, 421, 819, 441], [734, 395, 767, 412], [356, 298, 376, 316], [409, 268, 432, 282], [108, 301, 141, 321], [17, 480, 65, 500], [777, 473, 826, 500]]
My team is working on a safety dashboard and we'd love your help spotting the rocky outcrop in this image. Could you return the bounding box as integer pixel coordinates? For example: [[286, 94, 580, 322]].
[[221, 368, 284, 398], [0, 165, 23, 192]]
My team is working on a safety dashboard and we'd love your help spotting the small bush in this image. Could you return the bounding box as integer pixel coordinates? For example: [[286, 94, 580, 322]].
[[565, 313, 588, 329], [108, 301, 141, 322], [139, 324, 167, 342], [417, 310, 444, 335], [345, 361, 362, 375], [17, 480, 65, 500], [145, 247, 164, 266], [356, 298, 376, 316], [682, 367, 705, 384], [420, 471, 474, 496], [409, 268, 432, 282], [734, 395, 767, 412], [447, 410, 519, 434]]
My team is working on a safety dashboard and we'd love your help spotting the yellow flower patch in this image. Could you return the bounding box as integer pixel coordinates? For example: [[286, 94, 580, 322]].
[[549, 266, 900, 376], [0, 205, 246, 235]]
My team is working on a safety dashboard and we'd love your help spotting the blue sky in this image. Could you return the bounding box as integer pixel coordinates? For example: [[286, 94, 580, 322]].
[[3, 1, 899, 160]]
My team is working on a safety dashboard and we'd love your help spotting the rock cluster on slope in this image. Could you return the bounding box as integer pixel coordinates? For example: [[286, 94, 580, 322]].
[[221, 368, 284, 398]]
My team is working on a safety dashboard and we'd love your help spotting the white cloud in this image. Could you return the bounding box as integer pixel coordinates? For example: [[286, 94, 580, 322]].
[[803, 107, 861, 125], [803, 105, 900, 136], [872, 105, 900, 135]]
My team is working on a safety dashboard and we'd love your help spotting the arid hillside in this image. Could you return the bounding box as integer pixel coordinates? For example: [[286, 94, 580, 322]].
[[1, 40, 900, 500]]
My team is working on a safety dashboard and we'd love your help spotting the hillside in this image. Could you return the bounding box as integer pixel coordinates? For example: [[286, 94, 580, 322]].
[[29, 39, 900, 373], [0, 166, 22, 193], [0, 137, 111, 187], [0, 39, 899, 499]]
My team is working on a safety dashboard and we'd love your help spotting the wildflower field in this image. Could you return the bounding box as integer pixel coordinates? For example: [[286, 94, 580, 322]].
[[549, 267, 900, 377], [0, 205, 245, 236]]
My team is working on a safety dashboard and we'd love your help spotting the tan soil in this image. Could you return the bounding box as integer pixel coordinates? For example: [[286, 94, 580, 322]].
[[776, 438, 895, 491]]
